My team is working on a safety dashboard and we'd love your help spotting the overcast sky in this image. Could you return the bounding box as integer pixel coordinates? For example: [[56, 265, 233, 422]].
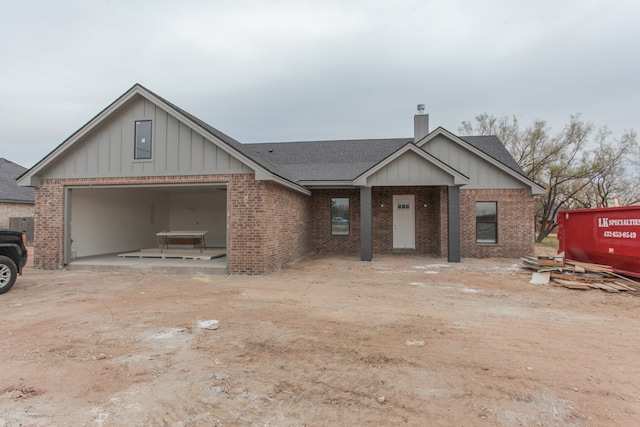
[[1, 0, 639, 168]]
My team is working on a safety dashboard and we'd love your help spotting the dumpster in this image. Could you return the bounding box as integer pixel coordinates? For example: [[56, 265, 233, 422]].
[[557, 206, 640, 278]]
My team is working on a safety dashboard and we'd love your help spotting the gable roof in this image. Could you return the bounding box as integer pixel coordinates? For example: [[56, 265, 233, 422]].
[[353, 143, 469, 186], [18, 84, 542, 195], [17, 84, 310, 195], [418, 127, 544, 194], [0, 158, 34, 203]]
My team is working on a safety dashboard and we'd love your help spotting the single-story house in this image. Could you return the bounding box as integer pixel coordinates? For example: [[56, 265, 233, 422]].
[[18, 84, 544, 274], [0, 158, 35, 242]]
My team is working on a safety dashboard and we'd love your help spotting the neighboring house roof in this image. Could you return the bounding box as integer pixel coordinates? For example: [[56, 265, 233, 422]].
[[0, 158, 34, 203]]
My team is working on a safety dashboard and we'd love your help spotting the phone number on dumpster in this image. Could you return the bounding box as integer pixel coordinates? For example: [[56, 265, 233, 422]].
[[603, 231, 637, 238]]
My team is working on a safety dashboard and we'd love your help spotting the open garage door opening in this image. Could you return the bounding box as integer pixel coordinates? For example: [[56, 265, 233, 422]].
[[65, 184, 227, 265]]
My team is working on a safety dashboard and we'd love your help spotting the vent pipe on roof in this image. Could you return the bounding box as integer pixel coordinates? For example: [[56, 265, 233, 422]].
[[414, 104, 429, 143]]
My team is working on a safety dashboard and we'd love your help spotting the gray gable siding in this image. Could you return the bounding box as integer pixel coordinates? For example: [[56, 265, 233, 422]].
[[366, 151, 456, 186], [423, 134, 525, 189], [40, 96, 252, 180]]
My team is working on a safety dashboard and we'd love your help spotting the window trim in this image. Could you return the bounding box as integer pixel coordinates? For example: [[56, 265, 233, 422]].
[[330, 197, 350, 236], [476, 201, 498, 244], [134, 120, 153, 160]]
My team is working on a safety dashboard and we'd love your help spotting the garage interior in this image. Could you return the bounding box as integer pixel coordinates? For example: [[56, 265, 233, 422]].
[[66, 184, 227, 271]]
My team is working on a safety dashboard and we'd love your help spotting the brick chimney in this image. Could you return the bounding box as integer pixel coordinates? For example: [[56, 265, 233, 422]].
[[414, 104, 429, 143]]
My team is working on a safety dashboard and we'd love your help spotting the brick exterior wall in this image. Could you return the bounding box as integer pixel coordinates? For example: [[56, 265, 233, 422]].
[[311, 187, 442, 256], [34, 180, 65, 269], [372, 187, 441, 255], [311, 189, 361, 255], [262, 182, 311, 272], [34, 174, 535, 273], [34, 174, 311, 274], [460, 188, 535, 258], [311, 186, 536, 259], [0, 202, 34, 228], [227, 177, 311, 274]]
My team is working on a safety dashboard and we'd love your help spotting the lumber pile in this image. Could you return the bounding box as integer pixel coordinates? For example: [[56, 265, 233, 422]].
[[521, 256, 640, 295]]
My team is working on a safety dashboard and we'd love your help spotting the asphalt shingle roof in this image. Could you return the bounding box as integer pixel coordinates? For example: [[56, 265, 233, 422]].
[[245, 138, 412, 181], [0, 158, 34, 203], [243, 135, 528, 182]]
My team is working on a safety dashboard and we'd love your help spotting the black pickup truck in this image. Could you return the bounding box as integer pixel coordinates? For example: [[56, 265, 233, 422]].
[[0, 228, 28, 294]]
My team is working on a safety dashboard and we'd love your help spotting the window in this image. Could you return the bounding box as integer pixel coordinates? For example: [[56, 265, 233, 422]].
[[134, 120, 152, 159], [397, 199, 410, 209], [331, 198, 349, 235], [476, 202, 497, 243]]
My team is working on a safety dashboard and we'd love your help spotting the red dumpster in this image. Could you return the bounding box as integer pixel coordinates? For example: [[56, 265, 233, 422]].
[[557, 206, 640, 278]]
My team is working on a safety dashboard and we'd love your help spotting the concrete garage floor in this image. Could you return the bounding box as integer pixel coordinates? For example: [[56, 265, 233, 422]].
[[67, 250, 227, 275]]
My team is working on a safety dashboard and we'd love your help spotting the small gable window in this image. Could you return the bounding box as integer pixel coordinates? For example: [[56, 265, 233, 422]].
[[476, 201, 497, 244], [134, 120, 152, 159], [331, 198, 350, 235]]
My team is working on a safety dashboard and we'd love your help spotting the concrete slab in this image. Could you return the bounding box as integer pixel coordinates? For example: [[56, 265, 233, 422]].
[[67, 252, 227, 275]]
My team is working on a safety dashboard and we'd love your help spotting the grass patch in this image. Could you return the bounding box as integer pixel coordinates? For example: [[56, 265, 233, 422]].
[[539, 234, 559, 249]]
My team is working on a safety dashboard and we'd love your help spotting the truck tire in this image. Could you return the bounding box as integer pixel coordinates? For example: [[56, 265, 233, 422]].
[[0, 255, 17, 294]]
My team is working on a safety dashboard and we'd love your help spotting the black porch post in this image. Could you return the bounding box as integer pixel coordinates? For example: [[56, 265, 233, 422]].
[[360, 186, 373, 261], [447, 186, 461, 262]]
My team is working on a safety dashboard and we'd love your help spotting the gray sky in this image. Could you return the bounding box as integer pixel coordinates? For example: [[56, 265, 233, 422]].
[[2, 0, 639, 168]]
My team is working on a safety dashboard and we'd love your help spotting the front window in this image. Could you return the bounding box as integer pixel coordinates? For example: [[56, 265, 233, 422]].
[[134, 120, 152, 159], [476, 202, 497, 243], [331, 198, 350, 235]]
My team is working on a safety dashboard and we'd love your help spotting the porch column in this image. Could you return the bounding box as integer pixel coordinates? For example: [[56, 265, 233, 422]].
[[447, 186, 461, 262], [360, 186, 373, 261]]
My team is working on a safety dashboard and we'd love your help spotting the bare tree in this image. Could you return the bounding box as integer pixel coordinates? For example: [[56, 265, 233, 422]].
[[568, 128, 639, 208], [458, 114, 638, 242], [531, 116, 593, 241]]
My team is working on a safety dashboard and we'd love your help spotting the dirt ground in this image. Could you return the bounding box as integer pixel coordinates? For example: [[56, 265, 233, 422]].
[[2, 249, 640, 426]]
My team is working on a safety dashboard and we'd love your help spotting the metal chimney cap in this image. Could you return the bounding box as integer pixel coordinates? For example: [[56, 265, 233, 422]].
[[417, 104, 425, 113]]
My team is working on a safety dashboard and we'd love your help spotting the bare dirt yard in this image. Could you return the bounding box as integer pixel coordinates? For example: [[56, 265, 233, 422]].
[[2, 251, 640, 426]]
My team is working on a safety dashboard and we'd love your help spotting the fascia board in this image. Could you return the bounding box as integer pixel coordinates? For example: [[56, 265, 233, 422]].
[[297, 181, 356, 189], [418, 127, 545, 194], [353, 144, 469, 186], [254, 169, 311, 195]]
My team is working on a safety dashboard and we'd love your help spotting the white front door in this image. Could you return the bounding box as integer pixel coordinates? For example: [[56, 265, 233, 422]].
[[393, 195, 415, 249]]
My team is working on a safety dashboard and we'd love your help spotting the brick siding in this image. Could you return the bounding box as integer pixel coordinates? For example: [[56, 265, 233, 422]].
[[34, 174, 311, 274], [311, 189, 361, 255], [227, 177, 311, 274], [0, 202, 34, 228], [460, 188, 536, 258], [311, 186, 535, 259], [34, 174, 535, 273], [311, 187, 442, 256], [372, 187, 441, 255]]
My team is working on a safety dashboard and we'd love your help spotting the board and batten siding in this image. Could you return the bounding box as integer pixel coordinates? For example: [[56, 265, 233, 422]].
[[366, 151, 455, 186], [422, 135, 524, 189], [41, 96, 253, 179]]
